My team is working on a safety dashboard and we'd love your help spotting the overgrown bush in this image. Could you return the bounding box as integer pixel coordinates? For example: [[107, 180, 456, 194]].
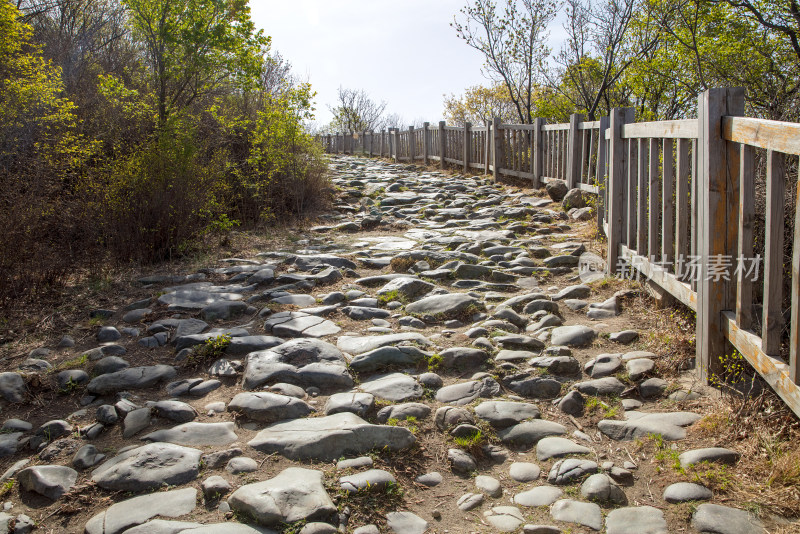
[[0, 0, 329, 301]]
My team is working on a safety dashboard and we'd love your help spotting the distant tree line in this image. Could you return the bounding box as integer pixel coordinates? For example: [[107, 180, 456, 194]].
[[0, 0, 327, 300], [446, 0, 800, 124]]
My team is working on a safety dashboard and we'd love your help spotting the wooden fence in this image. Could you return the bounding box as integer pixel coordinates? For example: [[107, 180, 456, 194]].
[[318, 88, 800, 418]]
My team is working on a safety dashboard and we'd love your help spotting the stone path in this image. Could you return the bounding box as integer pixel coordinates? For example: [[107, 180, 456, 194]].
[[0, 155, 780, 533]]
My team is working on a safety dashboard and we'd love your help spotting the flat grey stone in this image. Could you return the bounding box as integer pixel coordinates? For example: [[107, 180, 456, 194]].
[[497, 420, 566, 448], [550, 499, 602, 530], [610, 330, 639, 343], [404, 293, 479, 319], [386, 511, 428, 534], [226, 457, 258, 474], [202, 475, 232, 500], [415, 472, 442, 487], [142, 422, 237, 447], [201, 300, 249, 321], [585, 354, 622, 378], [691, 503, 765, 534], [474, 401, 540, 428], [576, 377, 626, 396], [377, 277, 435, 300], [598, 411, 702, 441], [552, 285, 590, 301], [158, 289, 242, 311], [550, 325, 597, 347], [336, 456, 372, 470], [264, 311, 340, 337], [435, 377, 501, 405], [626, 358, 655, 381], [448, 448, 477, 474], [547, 458, 598, 484], [580, 473, 627, 504], [248, 412, 415, 461], [0, 372, 26, 402], [529, 355, 581, 375], [558, 390, 585, 415], [606, 506, 668, 534], [83, 487, 196, 534], [457, 492, 484, 511], [640, 377, 668, 398], [440, 347, 489, 369], [92, 443, 201, 492], [348, 346, 428, 373], [152, 400, 197, 423], [73, 444, 106, 470], [475, 475, 502, 497], [513, 486, 561, 507], [359, 373, 423, 402], [18, 465, 77, 500], [228, 392, 312, 422], [336, 333, 431, 355], [679, 447, 740, 468], [536, 437, 591, 460], [502, 375, 562, 398], [324, 392, 374, 416], [484, 506, 524, 532], [228, 467, 336, 527], [509, 462, 540, 482], [340, 469, 396, 493], [87, 365, 176, 395], [123, 408, 151, 438], [522, 526, 561, 534], [376, 403, 431, 423], [663, 482, 713, 503]]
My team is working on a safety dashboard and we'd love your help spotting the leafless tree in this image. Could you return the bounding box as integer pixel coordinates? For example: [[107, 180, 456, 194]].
[[549, 0, 658, 119], [328, 87, 388, 133], [453, 0, 557, 124]]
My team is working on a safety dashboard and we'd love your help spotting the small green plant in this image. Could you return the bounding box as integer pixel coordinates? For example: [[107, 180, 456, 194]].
[[0, 480, 14, 498], [454, 429, 484, 448], [186, 334, 231, 367], [378, 289, 404, 305], [427, 353, 442, 371]]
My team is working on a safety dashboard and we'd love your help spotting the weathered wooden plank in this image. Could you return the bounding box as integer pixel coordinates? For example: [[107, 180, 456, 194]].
[[463, 122, 471, 173], [492, 117, 503, 181], [722, 116, 800, 156], [675, 139, 690, 273], [649, 138, 660, 259], [627, 139, 638, 248], [484, 120, 491, 175], [637, 139, 648, 255], [763, 149, 785, 355], [579, 121, 601, 130], [596, 116, 609, 234], [566, 113, 583, 189], [736, 144, 755, 329], [533, 118, 544, 187], [622, 119, 698, 139], [541, 123, 570, 132], [621, 245, 698, 310], [663, 138, 675, 266], [422, 122, 430, 165], [438, 122, 446, 169], [697, 87, 745, 382], [791, 160, 800, 384], [606, 107, 635, 275], [722, 311, 800, 418], [578, 183, 599, 194]]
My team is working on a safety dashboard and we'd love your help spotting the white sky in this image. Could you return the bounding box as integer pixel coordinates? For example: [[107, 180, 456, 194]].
[[249, 1, 566, 128]]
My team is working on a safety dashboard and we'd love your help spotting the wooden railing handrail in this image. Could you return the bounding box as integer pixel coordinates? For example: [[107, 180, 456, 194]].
[[722, 116, 800, 155]]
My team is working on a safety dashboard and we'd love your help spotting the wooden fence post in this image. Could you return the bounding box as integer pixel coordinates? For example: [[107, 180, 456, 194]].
[[532, 118, 544, 188], [392, 128, 399, 162], [463, 122, 471, 172], [696, 87, 745, 382], [566, 113, 584, 189], [492, 117, 503, 181], [379, 129, 385, 157], [423, 122, 430, 165], [606, 107, 635, 275], [439, 121, 446, 170], [484, 120, 491, 175], [408, 126, 415, 162], [596, 115, 609, 233]]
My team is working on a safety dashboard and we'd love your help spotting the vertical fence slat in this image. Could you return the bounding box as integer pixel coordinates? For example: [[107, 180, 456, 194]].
[[637, 139, 648, 254], [663, 138, 675, 267], [762, 149, 785, 355], [791, 157, 800, 384], [596, 116, 609, 232], [492, 117, 502, 181], [649, 138, 660, 259], [736, 144, 755, 329], [697, 87, 745, 381], [676, 139, 690, 274], [627, 139, 638, 248], [606, 107, 634, 275]]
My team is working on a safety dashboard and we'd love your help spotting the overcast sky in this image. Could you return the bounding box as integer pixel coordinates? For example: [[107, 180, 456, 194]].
[[250, 1, 566, 129]]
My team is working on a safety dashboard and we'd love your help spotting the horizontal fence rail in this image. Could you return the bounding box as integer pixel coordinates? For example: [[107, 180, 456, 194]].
[[316, 89, 800, 418]]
